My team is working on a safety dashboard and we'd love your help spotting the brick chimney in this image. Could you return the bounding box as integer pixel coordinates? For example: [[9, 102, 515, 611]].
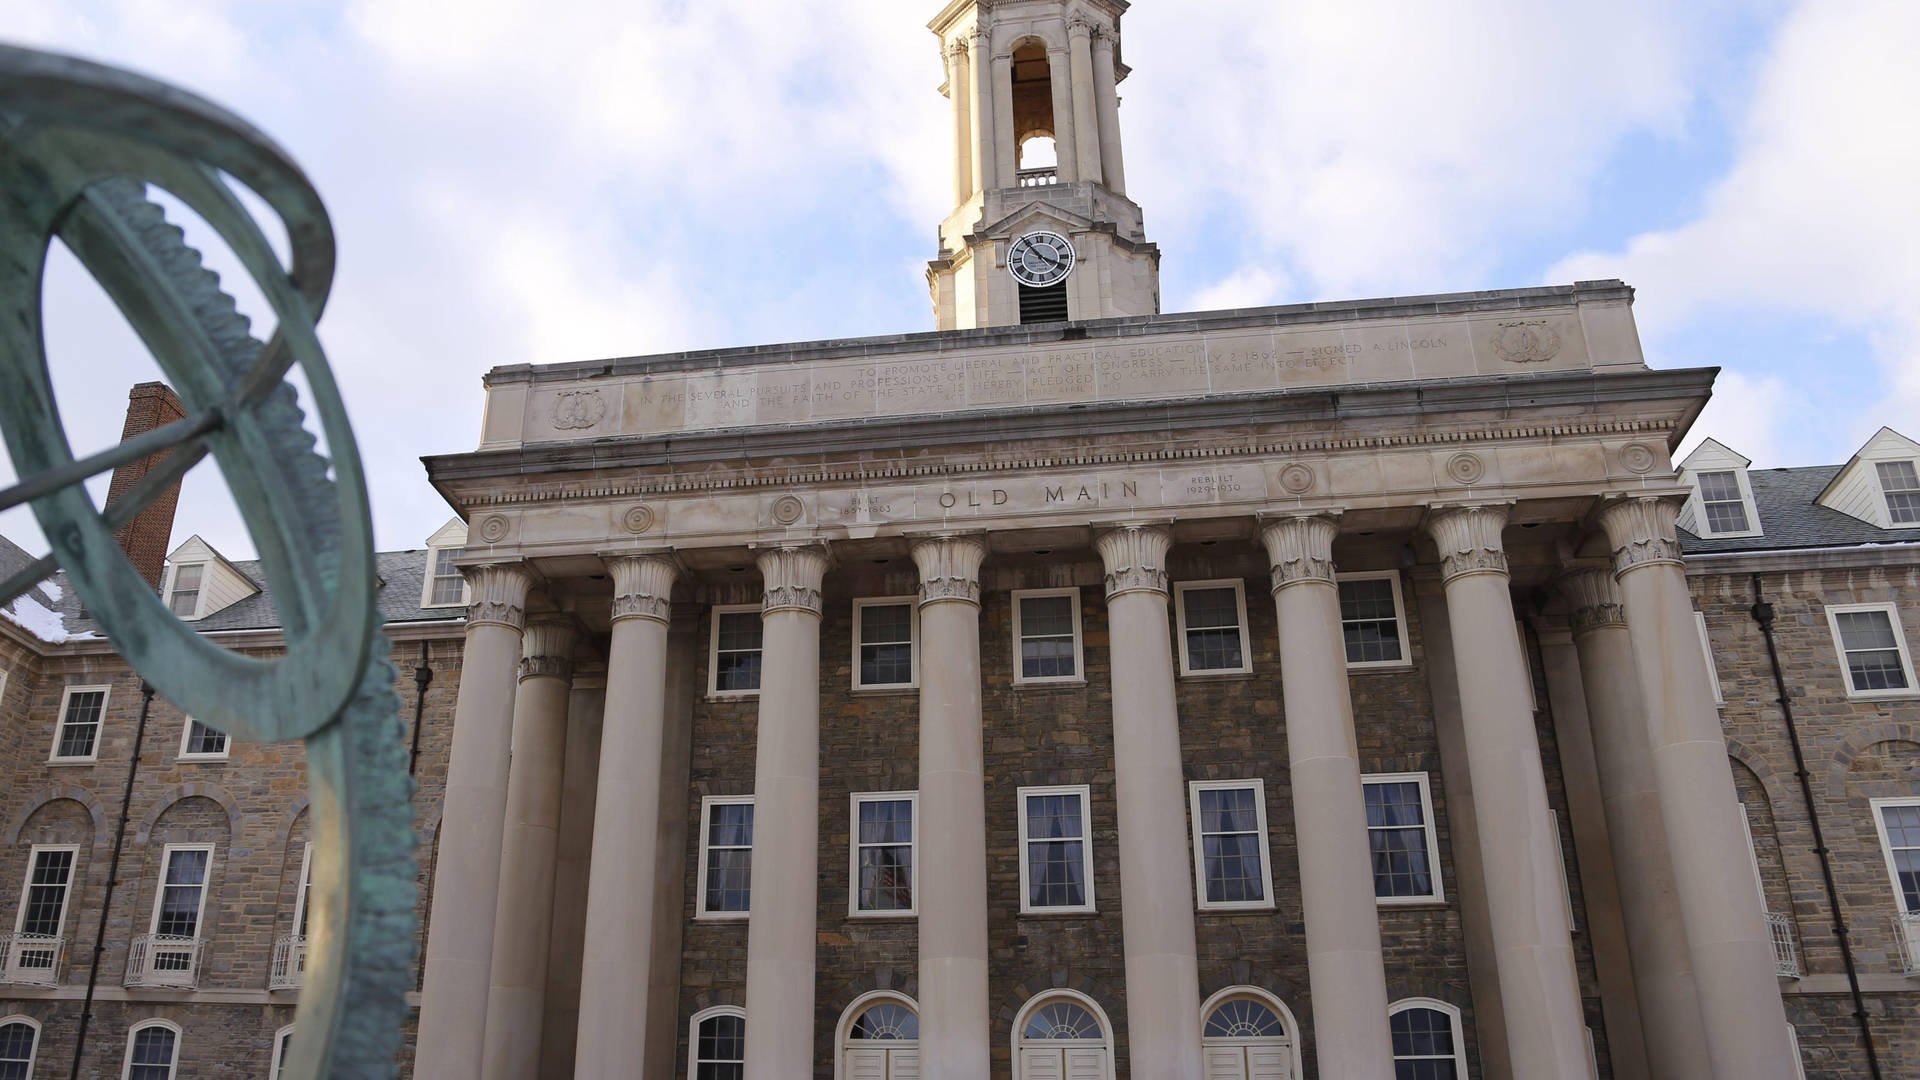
[[104, 382, 188, 590]]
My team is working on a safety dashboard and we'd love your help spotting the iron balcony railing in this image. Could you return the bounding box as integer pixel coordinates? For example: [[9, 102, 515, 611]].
[[1017, 166, 1058, 187], [0, 933, 65, 987], [1767, 912, 1800, 978], [124, 934, 205, 989], [1893, 912, 1920, 976], [270, 934, 306, 991]]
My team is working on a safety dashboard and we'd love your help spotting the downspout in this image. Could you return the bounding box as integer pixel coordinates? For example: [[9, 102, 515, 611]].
[[70, 680, 153, 1080], [1749, 573, 1883, 1078], [408, 641, 433, 777]]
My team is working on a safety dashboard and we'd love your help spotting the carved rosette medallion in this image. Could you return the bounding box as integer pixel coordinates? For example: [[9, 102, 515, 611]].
[[1489, 320, 1563, 364], [1618, 442, 1659, 475], [911, 535, 989, 607], [1445, 452, 1485, 486], [1094, 525, 1172, 599], [551, 388, 607, 430], [622, 504, 656, 535], [1598, 495, 1687, 577], [770, 495, 805, 526], [1557, 568, 1627, 635], [463, 563, 534, 631], [1425, 505, 1511, 583], [477, 515, 511, 544], [757, 544, 831, 616], [609, 555, 679, 624], [1258, 513, 1339, 592], [1277, 462, 1316, 495], [519, 616, 578, 681]]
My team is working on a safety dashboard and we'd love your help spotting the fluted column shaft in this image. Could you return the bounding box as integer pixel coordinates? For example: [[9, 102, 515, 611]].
[[1046, 44, 1079, 182], [1423, 506, 1588, 1077], [1558, 568, 1711, 1078], [970, 28, 994, 192], [1093, 526, 1202, 1080], [947, 42, 974, 202], [1598, 497, 1797, 1078], [483, 617, 578, 1080], [990, 51, 1017, 191], [417, 563, 535, 1080], [912, 536, 991, 1080], [573, 556, 681, 1078], [1066, 20, 1104, 185], [743, 544, 831, 1079], [1089, 29, 1125, 194], [1259, 515, 1395, 1079]]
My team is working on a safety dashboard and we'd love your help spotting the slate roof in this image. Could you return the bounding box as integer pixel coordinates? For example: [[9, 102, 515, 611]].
[[1679, 465, 1920, 554]]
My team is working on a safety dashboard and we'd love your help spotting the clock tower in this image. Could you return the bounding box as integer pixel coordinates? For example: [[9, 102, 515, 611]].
[[927, 0, 1160, 329]]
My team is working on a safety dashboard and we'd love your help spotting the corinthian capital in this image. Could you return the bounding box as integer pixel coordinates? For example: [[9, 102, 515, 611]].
[[1425, 504, 1511, 584], [1597, 495, 1687, 577], [1066, 12, 1099, 37], [1258, 513, 1340, 592], [911, 535, 988, 607], [520, 616, 578, 681], [463, 563, 534, 630], [1094, 524, 1172, 599], [608, 554, 680, 625], [945, 38, 969, 62], [1556, 568, 1626, 634], [756, 543, 831, 616]]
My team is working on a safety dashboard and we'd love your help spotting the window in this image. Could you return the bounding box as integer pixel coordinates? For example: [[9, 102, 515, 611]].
[[422, 547, 467, 607], [269, 1027, 294, 1080], [1878, 460, 1920, 524], [1696, 470, 1753, 534], [697, 796, 754, 919], [850, 793, 916, 916], [50, 685, 110, 762], [1825, 603, 1916, 698], [147, 844, 213, 974], [178, 718, 228, 761], [1188, 781, 1274, 911], [1872, 798, 1920, 914], [1017, 785, 1094, 914], [1548, 808, 1577, 932], [0, 1017, 38, 1080], [1013, 993, 1113, 1080], [1364, 773, 1444, 904], [1011, 589, 1083, 684], [1388, 999, 1465, 1080], [122, 1020, 179, 1080], [689, 1007, 745, 1080], [1337, 572, 1410, 668], [1174, 580, 1251, 675], [9, 845, 77, 980], [1199, 988, 1299, 1080], [167, 563, 203, 618], [293, 843, 314, 941], [708, 606, 763, 696], [852, 599, 918, 689], [839, 994, 920, 1080], [1695, 612, 1724, 705]]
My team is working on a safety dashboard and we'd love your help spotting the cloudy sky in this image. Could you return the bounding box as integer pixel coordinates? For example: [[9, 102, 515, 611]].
[[2, 0, 1916, 562]]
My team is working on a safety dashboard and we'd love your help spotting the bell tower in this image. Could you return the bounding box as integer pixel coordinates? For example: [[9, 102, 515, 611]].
[[927, 0, 1160, 329]]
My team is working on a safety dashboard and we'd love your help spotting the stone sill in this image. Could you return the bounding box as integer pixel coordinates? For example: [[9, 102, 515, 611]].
[[1010, 679, 1088, 691], [1348, 664, 1417, 676], [1176, 670, 1255, 682], [1375, 900, 1449, 912], [1015, 909, 1099, 919], [849, 686, 918, 697]]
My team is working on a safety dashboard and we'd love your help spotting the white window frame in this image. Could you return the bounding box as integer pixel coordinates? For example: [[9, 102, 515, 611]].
[[695, 795, 754, 920], [165, 562, 206, 620], [688, 1005, 746, 1080], [1173, 579, 1253, 676], [419, 546, 469, 609], [707, 605, 764, 698], [1016, 784, 1096, 915], [292, 842, 314, 941], [1870, 796, 1920, 915], [851, 597, 920, 690], [12, 843, 80, 943], [1187, 780, 1275, 912], [1823, 602, 1917, 700], [1548, 808, 1577, 931], [1874, 458, 1920, 525], [269, 1025, 295, 1080], [177, 717, 229, 762], [848, 791, 918, 918], [147, 843, 214, 940], [1786, 1024, 1808, 1080], [0, 1015, 39, 1079], [1737, 802, 1769, 912], [1690, 468, 1763, 538], [1010, 588, 1085, 686], [49, 683, 111, 764], [1696, 611, 1724, 705], [121, 1018, 181, 1080], [1335, 571, 1412, 670], [1363, 772, 1445, 905], [1387, 998, 1467, 1079]]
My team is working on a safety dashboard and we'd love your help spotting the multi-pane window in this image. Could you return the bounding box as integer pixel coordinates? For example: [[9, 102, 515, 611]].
[[1364, 773, 1443, 903], [12, 845, 76, 959], [1012, 589, 1082, 683], [1874, 798, 1920, 912], [427, 547, 466, 606], [1696, 612, 1724, 705], [1878, 460, 1920, 524], [167, 564, 203, 618], [1338, 573, 1408, 667], [151, 846, 212, 944], [691, 1009, 745, 1080], [1188, 781, 1273, 910], [697, 797, 754, 918], [0, 1020, 36, 1080], [853, 599, 916, 689], [850, 793, 916, 915], [51, 686, 109, 761], [124, 1021, 178, 1080], [709, 607, 764, 695], [179, 719, 228, 760], [1389, 1001, 1464, 1080], [294, 843, 314, 941], [1174, 581, 1250, 675], [1696, 470, 1752, 534], [1826, 603, 1915, 697], [1018, 785, 1094, 913], [269, 1027, 294, 1080]]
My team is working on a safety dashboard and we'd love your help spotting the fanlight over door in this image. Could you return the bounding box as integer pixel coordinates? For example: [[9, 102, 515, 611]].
[[1015, 998, 1113, 1080], [844, 1000, 919, 1080], [1201, 995, 1293, 1080]]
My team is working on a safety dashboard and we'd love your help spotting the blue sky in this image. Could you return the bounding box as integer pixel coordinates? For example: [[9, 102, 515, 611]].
[[3, 0, 1916, 561]]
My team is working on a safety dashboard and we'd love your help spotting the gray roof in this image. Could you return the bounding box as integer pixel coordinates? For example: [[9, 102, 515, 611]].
[[1679, 465, 1920, 554]]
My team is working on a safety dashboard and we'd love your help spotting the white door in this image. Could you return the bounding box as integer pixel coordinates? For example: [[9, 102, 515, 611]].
[[890, 1048, 920, 1080], [1201, 1043, 1292, 1080], [1204, 1046, 1247, 1080], [1064, 1047, 1107, 1080], [846, 1046, 919, 1080], [1020, 1047, 1064, 1080], [1247, 1045, 1292, 1080]]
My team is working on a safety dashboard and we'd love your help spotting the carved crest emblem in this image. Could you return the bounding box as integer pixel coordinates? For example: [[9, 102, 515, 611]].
[[1489, 320, 1563, 364], [552, 389, 607, 430]]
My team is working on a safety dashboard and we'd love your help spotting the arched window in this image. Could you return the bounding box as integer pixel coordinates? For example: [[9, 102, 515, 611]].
[[837, 993, 919, 1080], [1200, 987, 1300, 1079], [269, 1026, 294, 1080], [689, 1006, 745, 1080], [1388, 999, 1465, 1080], [0, 1016, 40, 1080], [123, 1019, 180, 1080], [1013, 991, 1114, 1080]]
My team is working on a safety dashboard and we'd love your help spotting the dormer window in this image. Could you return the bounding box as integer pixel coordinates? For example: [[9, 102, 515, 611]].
[[427, 548, 466, 607], [167, 564, 204, 618], [1877, 460, 1920, 524], [1696, 471, 1752, 534]]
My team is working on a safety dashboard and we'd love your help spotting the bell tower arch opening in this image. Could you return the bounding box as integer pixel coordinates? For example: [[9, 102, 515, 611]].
[[1011, 38, 1059, 183]]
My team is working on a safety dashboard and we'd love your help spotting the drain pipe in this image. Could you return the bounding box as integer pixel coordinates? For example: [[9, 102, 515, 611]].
[[70, 680, 153, 1080], [408, 640, 433, 777], [1750, 573, 1883, 1078]]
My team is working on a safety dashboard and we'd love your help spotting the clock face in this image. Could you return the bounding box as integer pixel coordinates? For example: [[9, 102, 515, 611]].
[[1007, 230, 1076, 288]]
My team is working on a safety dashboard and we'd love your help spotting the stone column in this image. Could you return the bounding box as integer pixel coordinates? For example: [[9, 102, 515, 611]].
[[572, 556, 680, 1078], [743, 544, 830, 1080], [482, 617, 577, 1080], [416, 563, 534, 1080], [1089, 27, 1125, 195], [970, 27, 994, 192], [1597, 497, 1798, 1077], [990, 51, 1017, 191], [1093, 525, 1202, 1080], [1046, 43, 1079, 182], [947, 41, 974, 202], [911, 536, 991, 1080], [1258, 515, 1395, 1079], [1422, 506, 1588, 1077], [1066, 17, 1104, 186], [1557, 568, 1710, 1079]]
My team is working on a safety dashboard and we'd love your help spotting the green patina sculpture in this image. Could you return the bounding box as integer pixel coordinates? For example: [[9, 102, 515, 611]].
[[0, 44, 414, 1079]]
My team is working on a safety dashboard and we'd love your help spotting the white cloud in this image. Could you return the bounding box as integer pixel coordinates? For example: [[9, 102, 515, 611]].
[[1676, 369, 1788, 466], [1190, 266, 1292, 313]]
